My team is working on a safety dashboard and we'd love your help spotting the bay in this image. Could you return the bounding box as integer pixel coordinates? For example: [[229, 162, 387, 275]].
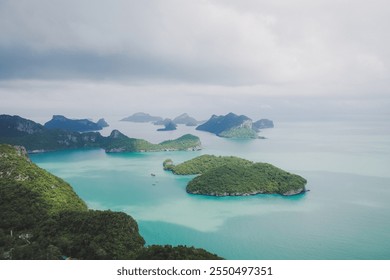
[[30, 119, 390, 259]]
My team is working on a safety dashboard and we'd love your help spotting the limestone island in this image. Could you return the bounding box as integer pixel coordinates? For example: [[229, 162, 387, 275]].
[[196, 112, 273, 139], [163, 155, 307, 196]]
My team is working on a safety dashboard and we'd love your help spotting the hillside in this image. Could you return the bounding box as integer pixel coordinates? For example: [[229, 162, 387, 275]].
[[0, 144, 221, 260], [0, 115, 201, 153], [164, 155, 307, 196], [0, 144, 87, 232]]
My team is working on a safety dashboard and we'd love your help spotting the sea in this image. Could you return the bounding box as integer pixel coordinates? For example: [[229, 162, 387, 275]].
[[29, 119, 390, 260]]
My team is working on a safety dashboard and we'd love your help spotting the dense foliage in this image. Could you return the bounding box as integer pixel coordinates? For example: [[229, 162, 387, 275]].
[[159, 134, 201, 150], [218, 127, 258, 138], [0, 144, 221, 260], [165, 155, 307, 196], [166, 154, 252, 175], [0, 115, 201, 153], [137, 245, 223, 260]]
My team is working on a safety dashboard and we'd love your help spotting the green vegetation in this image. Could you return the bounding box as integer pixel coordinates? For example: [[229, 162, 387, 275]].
[[0, 144, 221, 260], [219, 127, 258, 139], [0, 144, 87, 228], [166, 154, 252, 174], [165, 155, 307, 196], [137, 245, 223, 260], [158, 134, 201, 151], [105, 131, 201, 152]]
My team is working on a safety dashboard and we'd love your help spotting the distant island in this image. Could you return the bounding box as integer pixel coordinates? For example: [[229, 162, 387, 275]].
[[44, 115, 107, 132], [121, 112, 163, 123], [154, 113, 200, 127], [164, 155, 307, 196], [252, 119, 274, 131], [97, 118, 109, 128], [172, 113, 199, 126], [0, 144, 221, 260], [156, 119, 177, 131], [196, 112, 273, 139], [0, 115, 201, 153]]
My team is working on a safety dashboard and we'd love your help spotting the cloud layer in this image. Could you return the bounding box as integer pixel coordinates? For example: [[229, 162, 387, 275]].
[[0, 0, 389, 121], [1, 0, 389, 87]]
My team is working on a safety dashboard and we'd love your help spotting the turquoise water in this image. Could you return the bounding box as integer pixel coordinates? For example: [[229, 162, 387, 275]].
[[30, 120, 390, 259]]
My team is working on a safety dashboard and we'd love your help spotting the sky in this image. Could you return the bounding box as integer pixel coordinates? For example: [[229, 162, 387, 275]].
[[0, 0, 389, 122]]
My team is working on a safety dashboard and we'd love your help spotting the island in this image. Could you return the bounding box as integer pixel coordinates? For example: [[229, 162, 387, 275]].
[[120, 112, 163, 123], [164, 155, 307, 196], [0, 115, 201, 153], [44, 115, 104, 132], [196, 113, 257, 138], [252, 119, 274, 131], [156, 119, 177, 131], [97, 118, 109, 128], [0, 144, 222, 260], [172, 113, 199, 126]]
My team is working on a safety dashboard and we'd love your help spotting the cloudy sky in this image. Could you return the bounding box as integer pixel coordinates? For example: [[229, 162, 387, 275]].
[[0, 0, 389, 122]]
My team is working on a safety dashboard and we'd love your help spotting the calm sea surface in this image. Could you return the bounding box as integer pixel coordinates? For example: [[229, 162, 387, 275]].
[[30, 120, 390, 259]]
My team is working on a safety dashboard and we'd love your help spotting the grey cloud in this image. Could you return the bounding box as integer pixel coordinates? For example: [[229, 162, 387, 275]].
[[2, 0, 388, 86], [0, 0, 390, 123]]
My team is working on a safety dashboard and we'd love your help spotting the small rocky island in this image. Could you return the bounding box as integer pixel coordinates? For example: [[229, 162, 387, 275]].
[[164, 155, 307, 196]]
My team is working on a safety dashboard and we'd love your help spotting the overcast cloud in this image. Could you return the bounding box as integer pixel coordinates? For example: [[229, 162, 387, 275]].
[[0, 0, 389, 121]]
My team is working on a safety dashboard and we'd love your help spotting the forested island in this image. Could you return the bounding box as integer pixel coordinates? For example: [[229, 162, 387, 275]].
[[0, 144, 221, 260], [164, 155, 307, 196], [0, 115, 201, 153]]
